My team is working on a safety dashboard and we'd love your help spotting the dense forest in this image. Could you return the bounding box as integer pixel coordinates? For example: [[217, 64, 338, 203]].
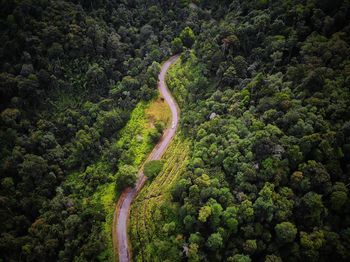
[[1, 0, 350, 261], [163, 0, 350, 261], [0, 0, 188, 261]]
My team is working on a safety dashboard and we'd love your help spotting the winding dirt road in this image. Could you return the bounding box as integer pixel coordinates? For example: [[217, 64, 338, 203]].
[[113, 55, 180, 262]]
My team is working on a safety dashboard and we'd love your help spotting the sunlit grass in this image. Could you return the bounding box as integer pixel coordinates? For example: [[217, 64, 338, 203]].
[[145, 97, 171, 127]]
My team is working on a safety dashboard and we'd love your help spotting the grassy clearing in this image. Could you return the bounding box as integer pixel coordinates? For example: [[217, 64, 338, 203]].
[[63, 95, 171, 261], [145, 98, 171, 128], [129, 134, 190, 261], [117, 97, 171, 167]]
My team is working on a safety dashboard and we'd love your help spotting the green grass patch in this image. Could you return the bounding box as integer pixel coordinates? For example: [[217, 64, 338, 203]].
[[116, 98, 171, 167], [145, 97, 171, 127], [116, 102, 152, 167]]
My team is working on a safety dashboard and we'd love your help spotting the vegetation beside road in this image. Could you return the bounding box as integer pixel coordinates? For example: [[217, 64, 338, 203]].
[[1, 0, 350, 261], [130, 135, 190, 261], [63, 97, 171, 260]]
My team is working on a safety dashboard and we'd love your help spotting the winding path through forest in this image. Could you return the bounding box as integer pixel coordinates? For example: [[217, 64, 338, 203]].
[[113, 55, 180, 262]]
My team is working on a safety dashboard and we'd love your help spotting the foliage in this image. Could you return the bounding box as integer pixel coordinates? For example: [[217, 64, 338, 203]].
[[180, 27, 195, 48], [1, 0, 350, 261], [163, 1, 350, 258], [275, 222, 297, 243], [144, 160, 164, 180], [129, 136, 190, 261], [0, 0, 182, 257], [116, 164, 138, 191]]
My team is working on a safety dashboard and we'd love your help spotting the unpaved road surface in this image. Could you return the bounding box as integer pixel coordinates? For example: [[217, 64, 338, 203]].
[[113, 55, 180, 262]]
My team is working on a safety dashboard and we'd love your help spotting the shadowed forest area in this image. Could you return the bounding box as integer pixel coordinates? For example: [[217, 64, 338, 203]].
[[1, 0, 350, 261]]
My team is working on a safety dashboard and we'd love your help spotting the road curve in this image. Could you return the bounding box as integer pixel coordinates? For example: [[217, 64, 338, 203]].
[[113, 55, 180, 262]]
